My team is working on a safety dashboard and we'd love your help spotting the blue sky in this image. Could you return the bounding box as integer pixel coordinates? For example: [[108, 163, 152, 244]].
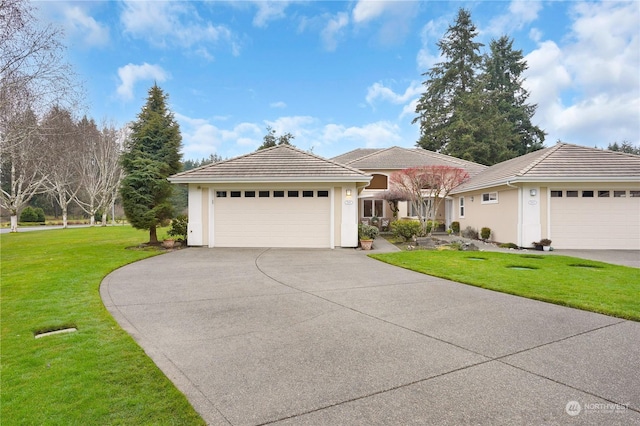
[[36, 1, 639, 161]]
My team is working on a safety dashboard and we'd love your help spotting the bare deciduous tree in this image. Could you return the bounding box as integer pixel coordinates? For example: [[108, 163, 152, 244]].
[[74, 119, 124, 226], [0, 107, 47, 231], [40, 106, 81, 229], [1, 0, 82, 230], [391, 166, 469, 235]]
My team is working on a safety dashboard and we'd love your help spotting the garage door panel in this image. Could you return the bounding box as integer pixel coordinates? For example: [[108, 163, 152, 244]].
[[551, 195, 640, 250], [213, 194, 331, 248]]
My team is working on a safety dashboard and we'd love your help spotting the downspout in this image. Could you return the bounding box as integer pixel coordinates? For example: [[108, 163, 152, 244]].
[[506, 181, 522, 247]]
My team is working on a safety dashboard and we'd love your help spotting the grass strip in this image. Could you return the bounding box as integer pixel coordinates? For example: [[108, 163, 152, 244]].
[[370, 250, 640, 321], [1, 227, 205, 424]]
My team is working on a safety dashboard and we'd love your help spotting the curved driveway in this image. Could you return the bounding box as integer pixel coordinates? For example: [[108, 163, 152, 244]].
[[101, 247, 640, 425]]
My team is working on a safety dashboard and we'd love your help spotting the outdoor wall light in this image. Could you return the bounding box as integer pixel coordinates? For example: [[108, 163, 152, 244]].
[[530, 189, 537, 196], [470, 196, 474, 202], [346, 189, 352, 196]]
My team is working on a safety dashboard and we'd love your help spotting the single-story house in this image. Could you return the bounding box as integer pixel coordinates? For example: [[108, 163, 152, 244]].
[[168, 145, 371, 248], [450, 143, 640, 249], [331, 146, 487, 229], [170, 142, 639, 250]]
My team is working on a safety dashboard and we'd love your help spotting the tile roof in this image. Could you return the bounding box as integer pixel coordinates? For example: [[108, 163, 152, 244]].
[[453, 142, 640, 192], [333, 146, 487, 176], [169, 144, 371, 183], [331, 148, 381, 164]]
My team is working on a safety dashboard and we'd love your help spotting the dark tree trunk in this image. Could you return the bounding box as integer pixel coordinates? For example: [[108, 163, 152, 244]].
[[149, 225, 158, 244]]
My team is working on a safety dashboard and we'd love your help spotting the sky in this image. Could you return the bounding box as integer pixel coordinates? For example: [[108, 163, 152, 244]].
[[35, 0, 640, 161]]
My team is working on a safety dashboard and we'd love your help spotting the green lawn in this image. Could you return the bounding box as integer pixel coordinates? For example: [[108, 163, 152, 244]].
[[371, 250, 640, 321], [1, 227, 205, 425]]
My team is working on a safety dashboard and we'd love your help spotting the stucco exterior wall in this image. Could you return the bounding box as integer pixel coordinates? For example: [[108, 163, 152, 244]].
[[455, 185, 519, 244]]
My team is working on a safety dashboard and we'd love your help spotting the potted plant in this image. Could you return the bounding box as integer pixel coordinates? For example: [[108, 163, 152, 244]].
[[358, 223, 379, 250], [533, 239, 552, 251], [539, 238, 552, 251]]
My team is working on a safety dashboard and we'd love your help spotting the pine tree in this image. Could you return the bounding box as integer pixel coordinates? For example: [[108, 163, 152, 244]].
[[414, 8, 483, 154], [257, 126, 295, 150], [483, 36, 545, 156], [120, 84, 182, 244]]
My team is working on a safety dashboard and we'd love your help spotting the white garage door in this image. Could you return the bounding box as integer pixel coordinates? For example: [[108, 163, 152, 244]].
[[213, 189, 331, 248], [550, 189, 640, 249]]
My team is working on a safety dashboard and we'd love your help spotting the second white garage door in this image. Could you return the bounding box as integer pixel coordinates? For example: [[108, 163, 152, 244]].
[[550, 188, 640, 249], [213, 188, 331, 248]]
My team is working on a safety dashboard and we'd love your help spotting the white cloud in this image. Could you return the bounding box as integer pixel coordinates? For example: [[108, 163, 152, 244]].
[[366, 81, 422, 106], [416, 18, 446, 72], [176, 113, 263, 159], [320, 121, 403, 149], [321, 12, 349, 51], [251, 1, 291, 27], [64, 6, 110, 47], [523, 1, 639, 146], [352, 0, 390, 24], [485, 0, 542, 36], [175, 111, 409, 160], [116, 63, 169, 101], [270, 101, 287, 109], [120, 1, 240, 55]]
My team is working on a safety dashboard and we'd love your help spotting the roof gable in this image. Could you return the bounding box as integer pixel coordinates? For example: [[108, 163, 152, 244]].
[[334, 146, 487, 176], [169, 145, 371, 183], [454, 143, 640, 192]]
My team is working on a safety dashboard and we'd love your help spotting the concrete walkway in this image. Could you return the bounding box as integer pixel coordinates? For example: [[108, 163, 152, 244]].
[[101, 247, 640, 425]]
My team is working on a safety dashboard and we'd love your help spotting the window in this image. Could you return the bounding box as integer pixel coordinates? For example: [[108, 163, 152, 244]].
[[259, 191, 270, 198], [459, 197, 465, 218], [598, 190, 610, 198], [481, 192, 498, 204], [274, 190, 285, 198], [567, 190, 578, 197], [216, 191, 227, 198], [303, 190, 314, 197], [550, 191, 562, 197], [366, 174, 388, 190], [230, 191, 241, 198], [582, 190, 594, 197], [317, 190, 329, 197], [631, 191, 640, 198], [363, 199, 384, 217], [288, 190, 299, 197], [245, 191, 255, 198], [614, 191, 626, 198]]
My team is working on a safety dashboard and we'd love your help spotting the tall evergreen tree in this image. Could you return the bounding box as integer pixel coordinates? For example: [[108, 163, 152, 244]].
[[413, 8, 484, 154], [483, 36, 545, 156], [257, 126, 295, 150], [120, 84, 182, 244]]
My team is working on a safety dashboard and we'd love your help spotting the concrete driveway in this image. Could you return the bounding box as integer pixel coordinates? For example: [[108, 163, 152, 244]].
[[101, 247, 640, 425]]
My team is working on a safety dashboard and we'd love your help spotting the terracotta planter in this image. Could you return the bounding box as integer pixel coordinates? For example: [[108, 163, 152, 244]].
[[162, 239, 175, 249], [360, 239, 373, 250]]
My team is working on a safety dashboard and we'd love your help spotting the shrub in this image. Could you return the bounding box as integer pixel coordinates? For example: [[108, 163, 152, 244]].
[[451, 221, 460, 233], [168, 215, 188, 241], [358, 223, 379, 240], [20, 206, 43, 223], [480, 227, 491, 240], [34, 207, 45, 222], [461, 226, 478, 239], [391, 219, 421, 241]]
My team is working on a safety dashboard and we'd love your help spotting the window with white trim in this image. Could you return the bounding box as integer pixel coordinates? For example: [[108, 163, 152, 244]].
[[481, 192, 498, 204], [459, 197, 465, 218], [363, 199, 383, 217]]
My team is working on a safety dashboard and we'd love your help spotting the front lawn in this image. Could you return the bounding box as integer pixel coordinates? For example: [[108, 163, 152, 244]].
[[1, 227, 204, 424], [371, 251, 640, 321]]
